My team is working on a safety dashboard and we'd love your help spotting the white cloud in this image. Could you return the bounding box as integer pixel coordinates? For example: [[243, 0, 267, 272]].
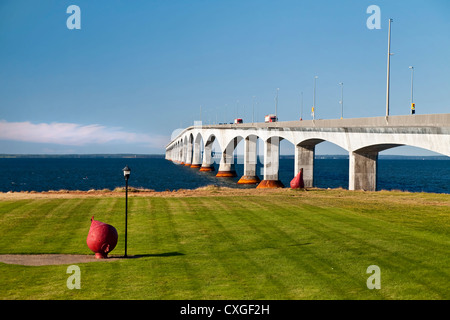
[[0, 120, 168, 148]]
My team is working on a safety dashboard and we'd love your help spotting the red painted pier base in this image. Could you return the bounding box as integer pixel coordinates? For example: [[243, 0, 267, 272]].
[[256, 180, 285, 188], [199, 165, 215, 172], [216, 170, 237, 177], [237, 175, 261, 184]]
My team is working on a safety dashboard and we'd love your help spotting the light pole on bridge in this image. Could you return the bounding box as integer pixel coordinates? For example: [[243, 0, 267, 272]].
[[339, 82, 344, 119], [300, 91, 303, 121], [312, 76, 318, 120], [409, 66, 415, 115], [275, 88, 279, 120], [252, 96, 256, 124], [386, 18, 393, 117]]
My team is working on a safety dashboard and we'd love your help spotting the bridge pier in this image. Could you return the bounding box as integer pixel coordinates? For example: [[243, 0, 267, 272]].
[[200, 136, 215, 172], [257, 137, 284, 188], [184, 139, 193, 166], [177, 143, 184, 164], [217, 137, 237, 177], [349, 150, 378, 191], [295, 144, 315, 188], [238, 135, 261, 184], [177, 144, 181, 164], [190, 137, 202, 168]]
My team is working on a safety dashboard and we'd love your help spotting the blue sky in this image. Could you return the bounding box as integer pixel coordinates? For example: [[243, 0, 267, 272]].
[[0, 0, 449, 155]]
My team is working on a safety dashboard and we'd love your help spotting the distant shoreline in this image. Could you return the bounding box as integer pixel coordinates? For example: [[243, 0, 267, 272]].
[[0, 154, 448, 160]]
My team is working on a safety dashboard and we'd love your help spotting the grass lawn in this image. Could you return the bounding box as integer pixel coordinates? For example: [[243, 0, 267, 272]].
[[0, 188, 449, 300]]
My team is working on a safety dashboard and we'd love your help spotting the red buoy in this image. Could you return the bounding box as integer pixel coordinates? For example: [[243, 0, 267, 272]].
[[86, 216, 118, 259], [290, 168, 305, 189]]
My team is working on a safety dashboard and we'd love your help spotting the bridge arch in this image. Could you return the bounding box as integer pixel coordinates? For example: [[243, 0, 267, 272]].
[[215, 134, 244, 177], [297, 135, 349, 153], [176, 140, 181, 163], [236, 133, 264, 184], [294, 138, 350, 188], [198, 132, 217, 172], [255, 135, 287, 187], [378, 145, 449, 193], [190, 132, 203, 168], [350, 132, 450, 157], [294, 139, 323, 188], [183, 133, 194, 166], [180, 136, 186, 164], [350, 142, 449, 192], [214, 132, 265, 183]]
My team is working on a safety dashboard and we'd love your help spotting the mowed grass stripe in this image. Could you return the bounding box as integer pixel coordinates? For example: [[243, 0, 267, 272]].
[[160, 197, 239, 299], [0, 200, 34, 218], [162, 197, 256, 299], [223, 196, 369, 299], [301, 197, 449, 298], [0, 197, 123, 255], [1, 199, 66, 254], [186, 197, 294, 299], [227, 196, 447, 299], [0, 199, 52, 236], [224, 197, 312, 299], [130, 197, 156, 254], [299, 201, 448, 298], [266, 196, 448, 267], [33, 198, 88, 254], [292, 201, 450, 295], [161, 197, 208, 299], [292, 206, 432, 299]]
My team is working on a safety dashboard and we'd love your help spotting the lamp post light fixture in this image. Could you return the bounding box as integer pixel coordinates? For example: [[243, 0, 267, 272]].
[[122, 165, 131, 257]]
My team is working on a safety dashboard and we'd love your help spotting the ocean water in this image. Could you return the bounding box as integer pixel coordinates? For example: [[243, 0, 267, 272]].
[[0, 157, 449, 194]]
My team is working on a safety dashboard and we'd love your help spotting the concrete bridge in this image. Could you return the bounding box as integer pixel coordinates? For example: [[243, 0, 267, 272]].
[[165, 114, 450, 191]]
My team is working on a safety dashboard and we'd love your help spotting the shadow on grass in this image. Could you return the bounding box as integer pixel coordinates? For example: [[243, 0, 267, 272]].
[[112, 252, 185, 259]]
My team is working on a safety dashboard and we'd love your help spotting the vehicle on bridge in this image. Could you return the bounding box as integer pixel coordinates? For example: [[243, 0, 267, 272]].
[[234, 118, 243, 124], [265, 114, 277, 122]]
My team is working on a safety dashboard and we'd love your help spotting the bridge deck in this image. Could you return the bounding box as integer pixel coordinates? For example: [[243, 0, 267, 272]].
[[192, 113, 450, 130]]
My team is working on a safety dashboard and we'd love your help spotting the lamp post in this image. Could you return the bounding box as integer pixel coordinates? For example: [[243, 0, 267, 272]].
[[312, 76, 318, 120], [300, 91, 303, 121], [275, 88, 279, 120], [252, 96, 256, 124], [122, 165, 131, 257], [409, 66, 415, 114], [339, 82, 344, 119], [386, 18, 393, 117]]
